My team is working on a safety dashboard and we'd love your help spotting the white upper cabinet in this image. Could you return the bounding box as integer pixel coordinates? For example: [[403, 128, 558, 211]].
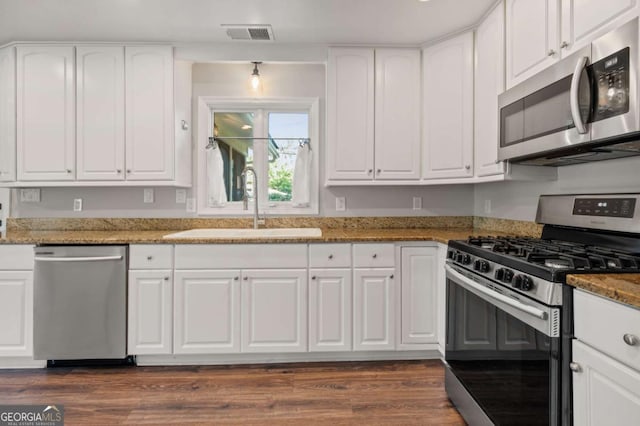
[[505, 0, 560, 89], [475, 2, 507, 177], [561, 0, 638, 56], [374, 49, 421, 180], [76, 46, 125, 181], [125, 46, 174, 181], [0, 47, 16, 182], [422, 32, 474, 180], [327, 48, 375, 181], [327, 47, 421, 183], [16, 45, 75, 181]]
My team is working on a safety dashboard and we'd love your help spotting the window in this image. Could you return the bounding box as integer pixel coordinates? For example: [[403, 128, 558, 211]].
[[197, 98, 319, 215]]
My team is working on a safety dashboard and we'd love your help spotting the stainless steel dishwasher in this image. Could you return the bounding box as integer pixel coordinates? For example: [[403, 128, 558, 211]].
[[34, 245, 128, 362]]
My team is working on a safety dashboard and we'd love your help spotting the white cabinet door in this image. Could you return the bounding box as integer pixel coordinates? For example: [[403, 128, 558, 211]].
[[505, 0, 560, 89], [16, 45, 75, 181], [0, 271, 33, 356], [128, 270, 173, 355], [573, 340, 640, 426], [326, 48, 375, 181], [474, 2, 507, 177], [0, 47, 16, 182], [308, 269, 352, 352], [422, 32, 474, 180], [374, 49, 421, 180], [400, 247, 437, 345], [76, 46, 125, 181], [241, 269, 307, 353], [561, 0, 638, 56], [353, 268, 395, 351], [125, 46, 174, 181], [174, 270, 241, 354]]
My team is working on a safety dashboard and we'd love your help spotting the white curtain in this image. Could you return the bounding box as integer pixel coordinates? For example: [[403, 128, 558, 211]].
[[206, 147, 228, 207], [292, 144, 312, 207]]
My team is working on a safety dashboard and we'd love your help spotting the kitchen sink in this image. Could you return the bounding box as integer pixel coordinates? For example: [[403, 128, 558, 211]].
[[162, 228, 323, 239]]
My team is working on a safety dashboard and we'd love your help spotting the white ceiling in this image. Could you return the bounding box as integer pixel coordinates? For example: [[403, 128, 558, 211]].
[[0, 0, 495, 46]]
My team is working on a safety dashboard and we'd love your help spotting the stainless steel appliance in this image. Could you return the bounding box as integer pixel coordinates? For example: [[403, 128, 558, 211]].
[[445, 193, 640, 425], [34, 246, 128, 362], [498, 18, 640, 166]]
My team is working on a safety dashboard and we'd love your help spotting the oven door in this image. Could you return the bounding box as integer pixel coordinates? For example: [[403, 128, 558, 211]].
[[444, 264, 562, 426]]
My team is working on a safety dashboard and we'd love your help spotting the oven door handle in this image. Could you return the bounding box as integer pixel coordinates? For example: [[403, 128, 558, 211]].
[[570, 56, 589, 135], [445, 265, 547, 320]]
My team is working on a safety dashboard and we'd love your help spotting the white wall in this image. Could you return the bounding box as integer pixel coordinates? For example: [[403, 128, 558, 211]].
[[474, 156, 640, 221], [13, 62, 475, 218]]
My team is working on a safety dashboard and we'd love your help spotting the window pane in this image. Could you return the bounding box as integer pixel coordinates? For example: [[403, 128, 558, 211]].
[[212, 112, 254, 202], [267, 113, 309, 202]]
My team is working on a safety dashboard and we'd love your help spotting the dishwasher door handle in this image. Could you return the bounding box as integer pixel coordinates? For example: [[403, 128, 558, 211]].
[[34, 255, 124, 262]]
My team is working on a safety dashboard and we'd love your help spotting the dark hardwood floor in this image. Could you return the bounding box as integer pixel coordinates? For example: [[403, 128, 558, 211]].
[[0, 359, 465, 425]]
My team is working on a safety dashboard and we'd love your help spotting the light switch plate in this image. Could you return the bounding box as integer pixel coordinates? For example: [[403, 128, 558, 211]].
[[413, 196, 422, 210], [143, 188, 154, 203], [73, 198, 83, 212], [186, 198, 196, 213], [20, 188, 40, 203], [176, 189, 187, 204], [335, 196, 346, 212]]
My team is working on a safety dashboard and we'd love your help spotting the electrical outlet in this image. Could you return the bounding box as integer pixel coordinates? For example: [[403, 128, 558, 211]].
[[186, 198, 196, 213], [19, 188, 41, 203], [73, 198, 83, 212], [413, 196, 422, 210], [484, 199, 492, 214], [143, 188, 154, 203], [176, 189, 187, 204], [335, 196, 346, 212]]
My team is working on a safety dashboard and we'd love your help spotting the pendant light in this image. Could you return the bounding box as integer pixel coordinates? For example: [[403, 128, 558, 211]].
[[250, 61, 262, 90]]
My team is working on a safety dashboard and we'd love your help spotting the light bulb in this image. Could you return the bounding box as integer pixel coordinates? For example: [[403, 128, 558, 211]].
[[251, 74, 261, 90]]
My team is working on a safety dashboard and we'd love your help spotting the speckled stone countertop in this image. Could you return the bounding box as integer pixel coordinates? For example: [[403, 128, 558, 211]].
[[567, 274, 640, 310]]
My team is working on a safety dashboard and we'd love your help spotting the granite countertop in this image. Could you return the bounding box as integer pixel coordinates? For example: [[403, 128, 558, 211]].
[[0, 227, 485, 245], [567, 274, 640, 310]]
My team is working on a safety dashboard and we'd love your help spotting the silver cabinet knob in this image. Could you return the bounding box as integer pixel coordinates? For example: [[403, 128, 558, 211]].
[[311, 276, 317, 280], [181, 119, 189, 131], [548, 49, 556, 57], [66, 169, 72, 173], [623, 334, 639, 346], [569, 362, 582, 373], [234, 276, 239, 281], [377, 169, 381, 174], [164, 277, 169, 281], [560, 41, 569, 49], [367, 169, 373, 174], [328, 254, 334, 260], [243, 276, 248, 281], [389, 274, 394, 279], [372, 254, 377, 259], [465, 165, 471, 170], [126, 169, 132, 174], [147, 256, 153, 261], [117, 169, 122, 174]]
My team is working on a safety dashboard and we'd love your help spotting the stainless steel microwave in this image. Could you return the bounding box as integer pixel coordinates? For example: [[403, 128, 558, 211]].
[[498, 18, 640, 166]]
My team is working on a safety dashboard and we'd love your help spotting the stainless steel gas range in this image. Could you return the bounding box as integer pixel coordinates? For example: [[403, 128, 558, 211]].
[[444, 193, 640, 426]]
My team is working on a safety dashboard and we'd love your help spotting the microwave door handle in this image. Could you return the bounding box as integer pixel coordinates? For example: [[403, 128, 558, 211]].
[[570, 56, 589, 134]]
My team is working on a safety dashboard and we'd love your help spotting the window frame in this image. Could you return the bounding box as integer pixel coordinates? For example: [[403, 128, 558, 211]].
[[196, 97, 320, 216]]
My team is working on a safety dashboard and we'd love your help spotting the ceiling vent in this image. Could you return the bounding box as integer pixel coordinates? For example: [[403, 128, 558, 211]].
[[222, 24, 275, 41]]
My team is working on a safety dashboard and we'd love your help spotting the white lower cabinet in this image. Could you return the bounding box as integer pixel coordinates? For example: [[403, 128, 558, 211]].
[[173, 270, 241, 354], [353, 268, 395, 351], [128, 270, 173, 355], [0, 271, 33, 356], [400, 247, 438, 345], [573, 340, 640, 425], [309, 268, 352, 352], [241, 269, 308, 353]]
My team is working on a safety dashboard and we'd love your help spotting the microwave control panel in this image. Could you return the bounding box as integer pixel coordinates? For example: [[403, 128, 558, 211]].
[[573, 197, 636, 218], [592, 47, 630, 122]]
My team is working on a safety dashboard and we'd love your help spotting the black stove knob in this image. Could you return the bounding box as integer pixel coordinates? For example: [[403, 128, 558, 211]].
[[455, 253, 464, 263], [447, 250, 455, 260], [461, 254, 472, 265], [513, 275, 534, 291], [502, 269, 514, 283], [473, 260, 490, 273], [494, 268, 505, 281]]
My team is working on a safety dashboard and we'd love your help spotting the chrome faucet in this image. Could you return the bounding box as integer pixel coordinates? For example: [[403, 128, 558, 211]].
[[241, 166, 264, 229]]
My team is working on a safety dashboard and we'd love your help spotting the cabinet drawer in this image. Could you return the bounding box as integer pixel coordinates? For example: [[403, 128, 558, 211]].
[[129, 245, 173, 269], [175, 244, 308, 269], [353, 243, 395, 268], [0, 245, 34, 270], [309, 244, 351, 268], [574, 290, 640, 370]]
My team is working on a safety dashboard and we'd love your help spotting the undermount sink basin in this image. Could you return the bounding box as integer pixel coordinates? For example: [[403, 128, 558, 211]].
[[162, 228, 323, 239]]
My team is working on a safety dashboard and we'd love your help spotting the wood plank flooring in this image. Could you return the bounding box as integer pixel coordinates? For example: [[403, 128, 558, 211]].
[[0, 359, 465, 425]]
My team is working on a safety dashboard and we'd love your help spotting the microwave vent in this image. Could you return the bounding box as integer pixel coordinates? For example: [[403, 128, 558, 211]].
[[223, 25, 274, 41]]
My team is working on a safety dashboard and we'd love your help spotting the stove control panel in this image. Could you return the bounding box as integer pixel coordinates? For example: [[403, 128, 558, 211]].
[[573, 197, 636, 218]]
